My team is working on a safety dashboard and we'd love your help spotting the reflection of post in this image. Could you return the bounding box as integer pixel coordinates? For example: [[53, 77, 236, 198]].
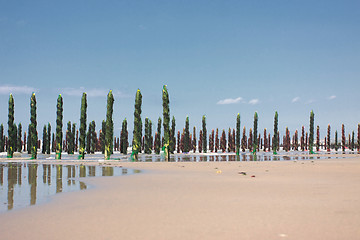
[[79, 181, 87, 190], [7, 164, 17, 210], [17, 164, 22, 185], [79, 165, 86, 177], [56, 165, 62, 193], [47, 165, 51, 185], [28, 164, 38, 206], [88, 166, 96, 177], [67, 166, 72, 186], [102, 167, 114, 176], [43, 164, 47, 184], [67, 166, 71, 179], [0, 164, 3, 185]]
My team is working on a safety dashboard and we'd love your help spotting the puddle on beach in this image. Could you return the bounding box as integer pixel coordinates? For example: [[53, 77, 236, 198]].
[[138, 152, 348, 162], [0, 163, 137, 213]]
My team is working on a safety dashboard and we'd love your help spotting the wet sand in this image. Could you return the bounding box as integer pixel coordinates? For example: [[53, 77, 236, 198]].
[[0, 157, 360, 240]]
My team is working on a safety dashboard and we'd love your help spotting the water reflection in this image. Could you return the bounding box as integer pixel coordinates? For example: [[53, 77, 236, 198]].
[[0, 163, 138, 213], [137, 153, 349, 162]]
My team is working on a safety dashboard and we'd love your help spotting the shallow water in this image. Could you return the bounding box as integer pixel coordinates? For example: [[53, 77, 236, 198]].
[[138, 152, 348, 162], [0, 163, 137, 213]]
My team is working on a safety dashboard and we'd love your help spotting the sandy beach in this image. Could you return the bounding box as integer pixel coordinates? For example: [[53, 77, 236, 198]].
[[0, 156, 359, 240]]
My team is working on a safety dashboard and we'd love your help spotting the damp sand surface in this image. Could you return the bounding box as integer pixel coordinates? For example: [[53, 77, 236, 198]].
[[0, 157, 360, 240]]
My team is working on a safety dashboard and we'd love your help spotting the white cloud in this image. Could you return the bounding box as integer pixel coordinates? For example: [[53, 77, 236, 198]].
[[292, 97, 300, 103], [217, 97, 243, 105], [0, 85, 36, 95], [248, 99, 259, 105], [328, 95, 336, 100], [61, 87, 130, 98]]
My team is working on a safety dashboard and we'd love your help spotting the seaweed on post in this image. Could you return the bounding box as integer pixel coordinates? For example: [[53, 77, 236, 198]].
[[55, 94, 63, 159], [309, 111, 315, 154], [29, 93, 37, 159], [79, 93, 87, 159], [170, 116, 176, 154], [236, 113, 240, 155], [7, 94, 15, 158], [253, 112, 258, 154], [132, 89, 142, 161], [214, 128, 219, 153], [273, 111, 278, 154], [105, 90, 114, 160], [162, 85, 170, 161], [202, 115, 207, 153]]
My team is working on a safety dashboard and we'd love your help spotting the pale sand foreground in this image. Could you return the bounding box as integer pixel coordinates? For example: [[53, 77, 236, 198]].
[[0, 157, 360, 240]]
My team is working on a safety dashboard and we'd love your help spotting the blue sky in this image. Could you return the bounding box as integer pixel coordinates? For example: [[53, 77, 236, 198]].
[[0, 0, 359, 139]]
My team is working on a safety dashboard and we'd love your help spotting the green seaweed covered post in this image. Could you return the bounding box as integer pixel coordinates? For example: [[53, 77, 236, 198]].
[[7, 94, 15, 158], [273, 111, 278, 155], [155, 117, 162, 154], [263, 128, 267, 151], [86, 122, 91, 154], [29, 93, 37, 159], [79, 92, 87, 159], [301, 126, 305, 151], [309, 110, 315, 154], [47, 123, 51, 154], [13, 125, 18, 152], [228, 128, 233, 152], [341, 124, 345, 152], [132, 89, 142, 161], [42, 125, 47, 154], [66, 121, 73, 154], [72, 123, 76, 153], [105, 90, 114, 160], [17, 123, 22, 153], [202, 115, 207, 153], [55, 94, 63, 159], [253, 112, 258, 154], [220, 129, 226, 152], [236, 113, 240, 155], [144, 118, 152, 154], [0, 124, 4, 152], [100, 120, 106, 154], [209, 129, 214, 152], [248, 129, 253, 152], [193, 127, 197, 153], [13, 125, 17, 152], [327, 124, 331, 152], [241, 127, 246, 152], [294, 130, 298, 151], [358, 124, 360, 153], [316, 126, 320, 152], [51, 132, 55, 152], [79, 93, 87, 159], [162, 85, 170, 161], [170, 116, 176, 154], [184, 116, 190, 152], [27, 125, 31, 154], [120, 118, 128, 154], [334, 130, 338, 151], [90, 121, 96, 154]]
